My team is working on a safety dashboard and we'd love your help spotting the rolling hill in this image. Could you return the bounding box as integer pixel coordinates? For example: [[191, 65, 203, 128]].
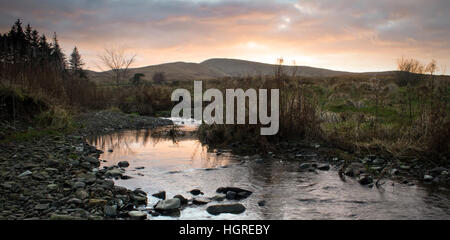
[[86, 58, 376, 84], [200, 58, 350, 77]]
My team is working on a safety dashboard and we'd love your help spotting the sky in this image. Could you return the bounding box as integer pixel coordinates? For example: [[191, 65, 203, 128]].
[[1, 0, 449, 73]]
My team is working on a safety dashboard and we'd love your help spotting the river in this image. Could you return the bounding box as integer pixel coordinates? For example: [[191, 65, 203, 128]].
[[86, 118, 450, 220]]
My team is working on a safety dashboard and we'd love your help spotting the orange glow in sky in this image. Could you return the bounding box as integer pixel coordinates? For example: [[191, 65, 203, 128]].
[[1, 0, 449, 73]]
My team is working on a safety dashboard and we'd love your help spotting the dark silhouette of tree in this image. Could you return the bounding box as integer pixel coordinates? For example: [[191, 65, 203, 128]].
[[130, 73, 145, 86], [69, 46, 85, 78], [50, 32, 66, 71], [0, 19, 90, 101], [152, 71, 166, 85]]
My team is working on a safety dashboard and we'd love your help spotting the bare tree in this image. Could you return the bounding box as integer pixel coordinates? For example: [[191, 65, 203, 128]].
[[397, 57, 425, 128], [425, 59, 439, 108], [98, 46, 136, 86]]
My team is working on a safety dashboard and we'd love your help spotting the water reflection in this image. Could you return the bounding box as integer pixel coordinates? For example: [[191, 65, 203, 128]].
[[86, 127, 237, 171], [86, 127, 450, 220]]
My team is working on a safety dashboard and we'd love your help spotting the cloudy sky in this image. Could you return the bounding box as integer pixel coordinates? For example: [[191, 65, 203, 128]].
[[1, 0, 449, 73]]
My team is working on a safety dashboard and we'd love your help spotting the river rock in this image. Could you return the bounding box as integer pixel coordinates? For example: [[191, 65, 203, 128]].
[[430, 167, 447, 175], [155, 198, 181, 211], [47, 184, 58, 191], [152, 191, 166, 200], [370, 166, 383, 171], [73, 182, 86, 189], [226, 191, 237, 200], [75, 189, 89, 199], [400, 165, 411, 170], [211, 195, 225, 202], [34, 203, 49, 210], [67, 198, 83, 204], [100, 180, 115, 189], [193, 197, 211, 205], [88, 199, 108, 207], [206, 204, 246, 215], [216, 187, 252, 200], [423, 175, 433, 182], [190, 189, 203, 195], [173, 195, 188, 205], [149, 211, 161, 217], [358, 175, 373, 185], [105, 168, 123, 178], [131, 193, 147, 205], [317, 164, 330, 171], [118, 161, 129, 168], [299, 163, 311, 169], [18, 170, 32, 178], [372, 158, 385, 165], [128, 211, 147, 220], [390, 168, 400, 175], [104, 205, 117, 217], [84, 156, 100, 166]]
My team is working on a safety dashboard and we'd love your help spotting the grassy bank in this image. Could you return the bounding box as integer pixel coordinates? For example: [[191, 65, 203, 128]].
[[0, 86, 77, 142], [198, 64, 450, 162]]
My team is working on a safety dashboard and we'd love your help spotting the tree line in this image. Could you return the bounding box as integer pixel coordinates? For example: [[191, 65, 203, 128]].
[[0, 19, 92, 106]]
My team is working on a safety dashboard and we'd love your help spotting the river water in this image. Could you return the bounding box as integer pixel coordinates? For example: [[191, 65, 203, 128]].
[[86, 119, 450, 220]]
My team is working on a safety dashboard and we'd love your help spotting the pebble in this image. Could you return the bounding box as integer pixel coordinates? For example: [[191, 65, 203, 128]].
[[128, 211, 147, 220], [74, 182, 86, 188], [423, 175, 433, 182], [18, 170, 32, 178]]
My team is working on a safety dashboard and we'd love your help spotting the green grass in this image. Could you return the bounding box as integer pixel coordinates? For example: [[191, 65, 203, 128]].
[[0, 127, 74, 143]]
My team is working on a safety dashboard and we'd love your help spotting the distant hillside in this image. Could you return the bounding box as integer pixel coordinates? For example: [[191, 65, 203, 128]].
[[87, 61, 228, 84], [200, 58, 350, 77], [87, 58, 396, 84]]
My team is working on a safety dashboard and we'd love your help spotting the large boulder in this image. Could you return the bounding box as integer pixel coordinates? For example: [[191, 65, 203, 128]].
[[206, 204, 246, 215], [154, 198, 181, 217], [155, 198, 181, 211]]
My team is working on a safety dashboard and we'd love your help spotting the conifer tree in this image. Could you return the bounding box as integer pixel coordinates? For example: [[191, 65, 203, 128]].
[[51, 32, 66, 70], [69, 46, 85, 78]]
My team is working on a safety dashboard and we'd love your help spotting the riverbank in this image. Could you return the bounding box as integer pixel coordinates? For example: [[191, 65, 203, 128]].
[[0, 110, 172, 220], [206, 138, 450, 190]]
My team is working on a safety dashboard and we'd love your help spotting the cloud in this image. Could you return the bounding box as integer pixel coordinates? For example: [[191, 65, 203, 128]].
[[0, 0, 449, 72]]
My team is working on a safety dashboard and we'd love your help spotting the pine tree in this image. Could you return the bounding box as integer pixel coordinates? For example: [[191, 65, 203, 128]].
[[38, 34, 50, 60], [69, 46, 85, 77], [8, 19, 26, 63], [25, 24, 32, 43], [50, 32, 66, 71], [24, 24, 33, 60], [30, 29, 39, 58]]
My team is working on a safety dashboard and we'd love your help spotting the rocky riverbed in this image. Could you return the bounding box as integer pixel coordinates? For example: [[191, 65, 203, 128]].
[[261, 141, 450, 188], [0, 111, 172, 220], [1, 110, 449, 220]]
